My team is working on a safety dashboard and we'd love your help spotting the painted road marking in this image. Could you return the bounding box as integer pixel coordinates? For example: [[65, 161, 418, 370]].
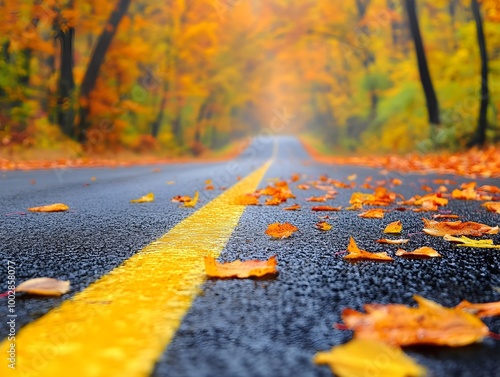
[[1, 159, 273, 377]]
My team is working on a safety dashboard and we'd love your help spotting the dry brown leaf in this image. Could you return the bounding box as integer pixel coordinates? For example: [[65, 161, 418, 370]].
[[384, 220, 402, 234], [344, 237, 393, 261], [265, 223, 298, 239], [16, 278, 70, 296], [314, 339, 426, 377], [456, 300, 500, 317], [204, 256, 278, 278], [342, 295, 489, 346], [358, 209, 385, 219], [311, 205, 342, 211], [28, 203, 70, 212], [422, 218, 499, 237], [315, 221, 332, 231], [130, 193, 154, 203], [396, 247, 441, 258], [376, 239, 409, 245]]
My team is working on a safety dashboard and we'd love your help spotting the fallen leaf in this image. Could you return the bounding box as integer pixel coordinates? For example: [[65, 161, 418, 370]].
[[205, 184, 214, 190], [205, 179, 212, 185], [342, 295, 489, 346], [204, 256, 278, 278], [166, 181, 175, 185], [395, 247, 441, 258], [297, 184, 310, 190], [291, 173, 301, 182], [306, 196, 327, 202], [311, 205, 342, 211], [344, 237, 393, 261], [283, 204, 301, 211], [376, 239, 409, 245], [359, 209, 385, 219], [482, 202, 500, 214], [414, 193, 448, 207], [422, 219, 499, 237], [432, 214, 460, 219], [233, 194, 260, 205], [130, 193, 154, 203], [384, 220, 402, 234], [28, 203, 70, 212], [347, 174, 357, 181], [16, 278, 70, 296], [443, 235, 500, 249], [314, 339, 426, 377], [183, 191, 199, 207], [315, 221, 332, 231], [456, 300, 500, 317], [91, 176, 97, 181], [152, 168, 161, 173], [171, 195, 191, 203], [265, 223, 298, 239]]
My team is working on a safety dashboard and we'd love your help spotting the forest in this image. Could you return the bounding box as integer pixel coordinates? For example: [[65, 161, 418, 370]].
[[0, 0, 499, 159]]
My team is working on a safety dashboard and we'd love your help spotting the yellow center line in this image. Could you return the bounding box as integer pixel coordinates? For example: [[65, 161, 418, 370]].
[[1, 156, 274, 377]]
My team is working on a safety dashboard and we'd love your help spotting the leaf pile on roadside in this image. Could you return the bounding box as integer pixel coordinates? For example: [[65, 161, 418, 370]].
[[204, 256, 278, 278]]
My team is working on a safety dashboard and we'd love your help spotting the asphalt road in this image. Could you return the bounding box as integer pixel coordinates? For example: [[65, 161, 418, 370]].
[[1, 136, 499, 377]]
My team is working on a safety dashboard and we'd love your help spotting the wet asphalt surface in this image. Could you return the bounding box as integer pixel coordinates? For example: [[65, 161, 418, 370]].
[[1, 136, 500, 377]]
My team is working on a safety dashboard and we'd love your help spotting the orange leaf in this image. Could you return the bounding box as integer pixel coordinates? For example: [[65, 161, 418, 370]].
[[233, 194, 259, 205], [315, 221, 332, 231], [265, 223, 298, 239], [283, 204, 301, 211], [290, 173, 301, 182], [265, 197, 283, 206], [376, 239, 409, 245], [28, 203, 69, 212], [414, 193, 448, 207], [342, 295, 489, 346], [432, 214, 460, 219], [422, 218, 499, 237], [297, 184, 310, 190], [204, 256, 278, 278], [16, 278, 70, 296], [306, 196, 327, 202], [456, 300, 500, 318], [171, 195, 191, 203], [482, 202, 500, 214], [396, 247, 441, 258], [311, 205, 342, 211], [344, 237, 393, 261], [358, 209, 385, 219], [384, 220, 402, 234]]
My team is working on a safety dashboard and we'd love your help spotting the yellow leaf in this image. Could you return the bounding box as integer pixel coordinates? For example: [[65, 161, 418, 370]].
[[204, 255, 278, 278], [16, 278, 70, 296], [315, 221, 332, 231], [359, 209, 385, 219], [314, 339, 426, 377], [130, 193, 154, 203], [28, 203, 69, 212], [384, 220, 402, 234], [183, 191, 199, 207], [376, 239, 409, 245], [443, 235, 500, 249], [482, 202, 500, 214]]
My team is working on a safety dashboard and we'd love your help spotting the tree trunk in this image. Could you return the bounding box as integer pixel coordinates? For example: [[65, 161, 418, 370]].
[[151, 92, 167, 138], [469, 0, 489, 147], [56, 26, 76, 138], [405, 0, 440, 126], [76, 0, 131, 142]]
